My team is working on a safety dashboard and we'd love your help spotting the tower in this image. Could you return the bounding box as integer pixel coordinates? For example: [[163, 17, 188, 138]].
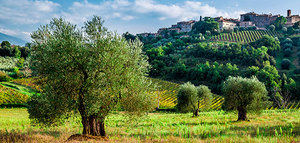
[[287, 9, 291, 17]]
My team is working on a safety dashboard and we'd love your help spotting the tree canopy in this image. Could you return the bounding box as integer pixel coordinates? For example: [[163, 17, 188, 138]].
[[222, 76, 269, 121], [28, 16, 155, 137]]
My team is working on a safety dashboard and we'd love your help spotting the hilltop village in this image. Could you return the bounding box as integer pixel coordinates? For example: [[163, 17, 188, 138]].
[[137, 9, 300, 38]]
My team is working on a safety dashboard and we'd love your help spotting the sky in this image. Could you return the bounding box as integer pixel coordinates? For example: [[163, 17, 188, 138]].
[[0, 0, 299, 42]]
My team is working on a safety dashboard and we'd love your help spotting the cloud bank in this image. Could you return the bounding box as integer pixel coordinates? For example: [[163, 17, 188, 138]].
[[0, 0, 244, 41]]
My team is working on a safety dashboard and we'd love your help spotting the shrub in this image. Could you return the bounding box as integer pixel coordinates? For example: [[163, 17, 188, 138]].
[[0, 71, 11, 82], [281, 59, 292, 70], [222, 76, 269, 121]]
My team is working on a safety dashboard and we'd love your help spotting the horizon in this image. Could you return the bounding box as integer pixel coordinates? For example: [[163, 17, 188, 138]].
[[0, 0, 299, 42]]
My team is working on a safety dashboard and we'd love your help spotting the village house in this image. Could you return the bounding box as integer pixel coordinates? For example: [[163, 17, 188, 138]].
[[218, 20, 237, 30], [176, 20, 196, 33]]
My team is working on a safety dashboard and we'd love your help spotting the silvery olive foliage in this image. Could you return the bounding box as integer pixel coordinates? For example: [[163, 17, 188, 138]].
[[28, 16, 155, 135]]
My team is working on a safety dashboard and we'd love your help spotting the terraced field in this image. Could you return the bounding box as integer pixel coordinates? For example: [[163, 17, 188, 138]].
[[151, 78, 300, 110], [211, 30, 282, 43], [151, 78, 224, 109]]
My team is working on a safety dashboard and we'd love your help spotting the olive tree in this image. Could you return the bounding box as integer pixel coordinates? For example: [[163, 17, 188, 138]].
[[176, 82, 212, 116], [28, 16, 155, 137], [194, 85, 212, 116], [222, 76, 269, 121]]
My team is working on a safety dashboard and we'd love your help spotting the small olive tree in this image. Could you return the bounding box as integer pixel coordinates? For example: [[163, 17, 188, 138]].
[[176, 82, 212, 116], [222, 76, 269, 121], [28, 16, 155, 137], [196, 85, 213, 115]]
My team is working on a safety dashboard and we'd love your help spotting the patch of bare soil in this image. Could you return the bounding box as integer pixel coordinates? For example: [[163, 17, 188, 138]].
[[66, 134, 108, 142]]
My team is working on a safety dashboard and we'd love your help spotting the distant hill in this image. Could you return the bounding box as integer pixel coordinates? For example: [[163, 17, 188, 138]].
[[0, 32, 27, 46]]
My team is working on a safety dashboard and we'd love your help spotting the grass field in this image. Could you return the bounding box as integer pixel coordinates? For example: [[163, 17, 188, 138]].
[[0, 108, 299, 142]]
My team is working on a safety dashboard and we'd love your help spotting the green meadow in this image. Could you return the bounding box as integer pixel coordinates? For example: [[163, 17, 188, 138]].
[[0, 108, 299, 142]]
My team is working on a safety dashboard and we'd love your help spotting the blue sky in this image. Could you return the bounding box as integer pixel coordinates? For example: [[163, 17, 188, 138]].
[[0, 0, 299, 42]]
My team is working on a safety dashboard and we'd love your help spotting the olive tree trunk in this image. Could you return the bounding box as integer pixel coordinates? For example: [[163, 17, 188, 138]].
[[78, 93, 106, 136], [237, 106, 248, 121], [81, 115, 106, 136]]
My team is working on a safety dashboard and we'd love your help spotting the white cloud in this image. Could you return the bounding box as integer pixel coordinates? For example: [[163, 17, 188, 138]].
[[0, 0, 60, 24], [134, 0, 243, 20]]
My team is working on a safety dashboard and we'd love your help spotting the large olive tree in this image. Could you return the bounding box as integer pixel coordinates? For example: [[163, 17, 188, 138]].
[[222, 76, 269, 121], [28, 16, 155, 137]]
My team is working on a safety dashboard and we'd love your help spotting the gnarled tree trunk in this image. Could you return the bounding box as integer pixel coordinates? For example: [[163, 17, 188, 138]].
[[81, 114, 106, 136], [237, 106, 248, 121]]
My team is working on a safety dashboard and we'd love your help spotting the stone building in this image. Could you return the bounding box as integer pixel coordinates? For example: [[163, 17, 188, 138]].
[[286, 10, 300, 27], [239, 21, 255, 28], [176, 20, 196, 33], [240, 12, 280, 28], [137, 33, 157, 38]]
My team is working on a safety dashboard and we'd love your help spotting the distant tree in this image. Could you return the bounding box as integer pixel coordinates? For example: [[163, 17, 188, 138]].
[[19, 46, 30, 59], [205, 30, 211, 36], [282, 27, 287, 33], [25, 42, 32, 49], [122, 32, 136, 41], [281, 59, 292, 70], [222, 76, 269, 121], [192, 18, 219, 35], [1, 41, 11, 48], [287, 27, 295, 35], [283, 48, 292, 57], [269, 25, 275, 31], [13, 46, 21, 58], [250, 35, 280, 56], [28, 16, 155, 137], [293, 21, 300, 29], [273, 74, 296, 109], [273, 16, 287, 30]]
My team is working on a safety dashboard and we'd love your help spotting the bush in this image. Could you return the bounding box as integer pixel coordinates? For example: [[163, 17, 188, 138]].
[[0, 71, 11, 82], [222, 76, 269, 121], [281, 59, 292, 70]]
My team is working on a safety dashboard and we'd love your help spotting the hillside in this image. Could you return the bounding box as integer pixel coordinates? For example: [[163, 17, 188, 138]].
[[0, 32, 27, 46]]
